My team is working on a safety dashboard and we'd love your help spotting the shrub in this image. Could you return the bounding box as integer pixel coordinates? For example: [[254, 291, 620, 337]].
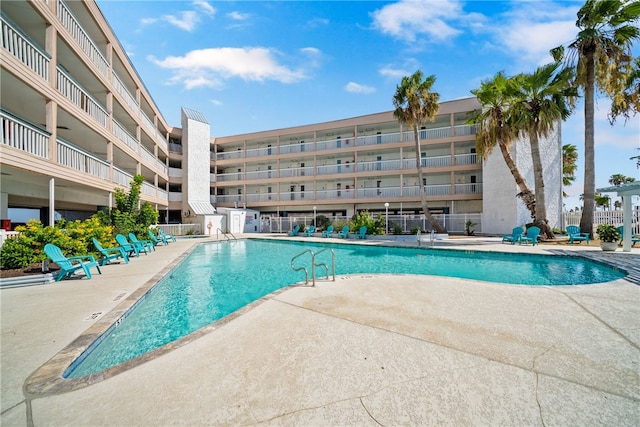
[[315, 215, 331, 230], [393, 224, 404, 235], [596, 224, 620, 243], [410, 226, 421, 234], [350, 210, 385, 235]]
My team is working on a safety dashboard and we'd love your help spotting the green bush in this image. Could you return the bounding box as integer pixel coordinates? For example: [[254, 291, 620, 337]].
[[410, 226, 421, 234], [350, 210, 385, 235], [315, 215, 331, 230], [393, 224, 404, 235], [0, 218, 114, 269]]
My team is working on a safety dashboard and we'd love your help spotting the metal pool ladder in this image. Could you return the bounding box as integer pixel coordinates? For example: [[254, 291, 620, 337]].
[[290, 248, 336, 286], [216, 228, 237, 241]]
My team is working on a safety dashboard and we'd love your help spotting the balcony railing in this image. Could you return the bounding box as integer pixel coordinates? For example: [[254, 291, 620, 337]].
[[56, 138, 109, 180], [245, 193, 275, 203], [141, 181, 156, 197], [316, 137, 355, 150], [168, 192, 182, 202], [217, 172, 243, 182], [168, 142, 183, 153], [357, 159, 401, 173], [1, 110, 49, 158], [279, 166, 314, 178], [279, 141, 313, 154], [156, 159, 168, 175], [246, 146, 275, 157], [168, 167, 182, 178], [402, 155, 451, 169], [454, 153, 479, 165], [357, 132, 400, 146], [315, 189, 354, 200], [216, 150, 243, 161], [140, 111, 156, 139], [1, 15, 50, 81], [57, 0, 108, 78], [245, 170, 274, 180], [403, 126, 451, 142], [113, 119, 139, 152], [357, 187, 401, 198], [316, 163, 355, 175], [403, 184, 451, 197], [112, 71, 139, 111], [140, 145, 156, 166], [455, 183, 483, 194], [57, 66, 108, 128], [113, 167, 133, 188], [216, 194, 243, 203], [454, 124, 479, 136]]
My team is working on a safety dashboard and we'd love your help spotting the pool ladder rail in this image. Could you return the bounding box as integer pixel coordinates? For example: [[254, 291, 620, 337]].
[[216, 228, 237, 241], [290, 248, 336, 286]]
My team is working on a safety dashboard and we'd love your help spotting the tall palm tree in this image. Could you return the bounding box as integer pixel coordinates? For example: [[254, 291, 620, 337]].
[[551, 0, 640, 237], [608, 173, 636, 186], [510, 62, 576, 239], [562, 144, 579, 197], [470, 72, 536, 218], [392, 70, 445, 233]]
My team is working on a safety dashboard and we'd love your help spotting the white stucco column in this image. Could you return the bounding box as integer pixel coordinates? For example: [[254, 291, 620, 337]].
[[622, 195, 631, 252], [49, 178, 55, 226]]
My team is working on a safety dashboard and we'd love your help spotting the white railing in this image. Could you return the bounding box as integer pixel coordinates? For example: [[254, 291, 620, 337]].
[[216, 194, 243, 203], [245, 193, 274, 202], [279, 167, 314, 178], [357, 132, 400, 146], [112, 119, 139, 152], [57, 0, 108, 78], [564, 210, 640, 234], [403, 185, 452, 197], [278, 191, 310, 201], [454, 153, 479, 165], [168, 167, 182, 178], [112, 71, 139, 111], [279, 141, 313, 154], [209, 194, 216, 204], [217, 150, 244, 160], [168, 192, 182, 202], [157, 223, 201, 236], [113, 167, 133, 187], [316, 137, 355, 150], [245, 170, 274, 180], [455, 183, 482, 194], [246, 146, 275, 157], [140, 145, 156, 166], [56, 138, 109, 180], [0, 110, 49, 158], [403, 126, 451, 142], [217, 172, 243, 182], [1, 15, 50, 81], [141, 181, 156, 197], [156, 159, 168, 175], [56, 67, 108, 128], [454, 124, 478, 136], [403, 155, 451, 169], [157, 188, 168, 200], [168, 142, 183, 153], [316, 163, 356, 175], [210, 173, 216, 182], [140, 111, 156, 138], [315, 189, 354, 200], [357, 187, 402, 198], [357, 159, 401, 172]]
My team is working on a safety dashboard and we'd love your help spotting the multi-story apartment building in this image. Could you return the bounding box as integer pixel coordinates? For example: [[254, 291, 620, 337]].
[[1, 0, 170, 226], [1, 0, 562, 235]]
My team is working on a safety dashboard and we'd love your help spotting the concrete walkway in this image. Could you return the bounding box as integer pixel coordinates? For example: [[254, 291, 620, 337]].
[[1, 236, 639, 426]]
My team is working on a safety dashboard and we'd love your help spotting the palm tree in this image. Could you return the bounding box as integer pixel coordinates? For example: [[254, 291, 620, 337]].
[[608, 173, 636, 186], [610, 56, 640, 123], [551, 0, 640, 237], [392, 70, 445, 233], [594, 192, 611, 210], [562, 144, 578, 197], [469, 72, 536, 218], [510, 62, 576, 238]]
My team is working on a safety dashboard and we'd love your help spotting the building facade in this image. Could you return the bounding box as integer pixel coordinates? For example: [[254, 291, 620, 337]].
[[1, 0, 562, 235]]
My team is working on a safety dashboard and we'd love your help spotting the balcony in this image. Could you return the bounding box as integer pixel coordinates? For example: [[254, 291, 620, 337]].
[[56, 0, 108, 78], [1, 109, 49, 159], [1, 15, 50, 81], [113, 119, 139, 152], [57, 66, 108, 128], [113, 167, 133, 188], [57, 138, 109, 180], [112, 71, 139, 112]]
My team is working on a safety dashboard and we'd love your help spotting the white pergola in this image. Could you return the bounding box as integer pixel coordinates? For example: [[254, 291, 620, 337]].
[[596, 181, 640, 252]]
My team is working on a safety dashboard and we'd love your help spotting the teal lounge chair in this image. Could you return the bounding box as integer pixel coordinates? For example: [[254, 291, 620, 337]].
[[149, 230, 167, 246], [287, 225, 300, 236], [92, 238, 129, 266], [129, 233, 155, 252], [566, 225, 589, 245], [116, 234, 147, 257], [321, 225, 334, 238], [617, 226, 640, 247], [303, 225, 315, 237], [158, 229, 176, 242], [337, 225, 350, 238], [354, 226, 367, 239], [502, 227, 523, 245], [44, 243, 102, 281], [520, 226, 540, 246]]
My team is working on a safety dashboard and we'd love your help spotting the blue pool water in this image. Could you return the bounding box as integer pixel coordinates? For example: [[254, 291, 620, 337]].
[[66, 239, 625, 378]]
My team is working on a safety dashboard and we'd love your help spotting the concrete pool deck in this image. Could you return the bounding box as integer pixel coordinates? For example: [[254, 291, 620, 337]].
[[1, 236, 639, 426]]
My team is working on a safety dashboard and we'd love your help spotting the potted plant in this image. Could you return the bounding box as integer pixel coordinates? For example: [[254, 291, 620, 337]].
[[596, 224, 620, 251]]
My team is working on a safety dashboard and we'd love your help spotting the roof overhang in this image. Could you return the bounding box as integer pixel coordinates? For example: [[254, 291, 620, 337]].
[[596, 181, 640, 196], [188, 201, 216, 215]]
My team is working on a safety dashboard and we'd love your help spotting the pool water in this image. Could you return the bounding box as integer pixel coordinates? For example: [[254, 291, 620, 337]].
[[65, 239, 625, 378]]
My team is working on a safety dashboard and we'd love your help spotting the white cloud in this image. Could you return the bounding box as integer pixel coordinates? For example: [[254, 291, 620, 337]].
[[193, 0, 215, 16], [345, 82, 376, 94], [210, 99, 223, 106], [149, 47, 308, 89], [307, 17, 329, 28], [489, 2, 580, 68], [379, 65, 410, 80], [140, 17, 157, 26], [164, 11, 200, 31], [370, 0, 463, 42], [227, 11, 249, 21]]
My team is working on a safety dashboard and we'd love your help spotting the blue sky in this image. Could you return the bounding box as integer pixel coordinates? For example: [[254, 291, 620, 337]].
[[96, 0, 640, 210]]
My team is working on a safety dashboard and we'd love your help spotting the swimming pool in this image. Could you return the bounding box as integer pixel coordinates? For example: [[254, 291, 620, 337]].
[[65, 239, 626, 378]]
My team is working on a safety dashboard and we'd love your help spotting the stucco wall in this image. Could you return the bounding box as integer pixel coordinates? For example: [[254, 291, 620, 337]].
[[182, 110, 212, 210], [482, 122, 562, 235]]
